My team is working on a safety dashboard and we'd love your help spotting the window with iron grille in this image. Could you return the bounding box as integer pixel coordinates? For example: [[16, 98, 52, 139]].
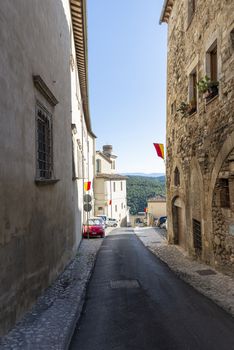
[[36, 103, 53, 179], [219, 178, 230, 208], [193, 219, 202, 252]]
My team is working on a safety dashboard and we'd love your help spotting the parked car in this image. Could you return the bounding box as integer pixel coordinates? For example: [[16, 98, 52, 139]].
[[156, 216, 167, 228], [83, 218, 105, 238], [106, 218, 118, 227], [96, 214, 107, 223], [160, 218, 167, 230], [94, 217, 105, 230]]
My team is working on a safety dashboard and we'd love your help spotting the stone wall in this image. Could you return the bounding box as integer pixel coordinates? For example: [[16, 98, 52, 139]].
[[165, 0, 234, 274]]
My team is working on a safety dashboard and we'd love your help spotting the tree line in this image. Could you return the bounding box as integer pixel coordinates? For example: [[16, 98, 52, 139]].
[[126, 175, 166, 215]]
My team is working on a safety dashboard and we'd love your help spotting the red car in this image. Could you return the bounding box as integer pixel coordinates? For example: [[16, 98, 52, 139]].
[[83, 218, 105, 238]]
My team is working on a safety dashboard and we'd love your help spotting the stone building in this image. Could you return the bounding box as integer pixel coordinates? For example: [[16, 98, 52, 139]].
[[0, 0, 95, 334], [94, 145, 129, 226], [160, 0, 234, 275]]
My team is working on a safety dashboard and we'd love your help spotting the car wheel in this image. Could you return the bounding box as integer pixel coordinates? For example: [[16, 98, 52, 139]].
[[114, 224, 117, 227]]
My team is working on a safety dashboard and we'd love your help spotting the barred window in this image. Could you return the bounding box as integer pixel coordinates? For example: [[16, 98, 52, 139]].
[[36, 103, 53, 179], [193, 219, 202, 252], [219, 179, 230, 208]]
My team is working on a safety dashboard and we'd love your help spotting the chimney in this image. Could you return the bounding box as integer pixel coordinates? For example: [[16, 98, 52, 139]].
[[103, 145, 113, 157]]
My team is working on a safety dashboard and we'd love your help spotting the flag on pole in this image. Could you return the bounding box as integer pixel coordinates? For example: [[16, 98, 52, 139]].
[[153, 143, 164, 160], [109, 200, 112, 205], [84, 181, 91, 191]]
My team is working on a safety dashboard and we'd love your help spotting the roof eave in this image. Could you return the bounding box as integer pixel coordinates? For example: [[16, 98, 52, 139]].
[[159, 0, 174, 24], [70, 0, 95, 136]]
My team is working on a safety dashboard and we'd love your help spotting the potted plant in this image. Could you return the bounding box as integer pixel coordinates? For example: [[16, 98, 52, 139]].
[[177, 101, 190, 117], [197, 75, 219, 100], [177, 100, 197, 117]]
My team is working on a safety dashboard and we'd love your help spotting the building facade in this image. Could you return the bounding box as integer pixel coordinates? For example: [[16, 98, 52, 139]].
[[147, 196, 167, 226], [94, 145, 129, 226], [0, 0, 95, 334], [161, 0, 234, 275]]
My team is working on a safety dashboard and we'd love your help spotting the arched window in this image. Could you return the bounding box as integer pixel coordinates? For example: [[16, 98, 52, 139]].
[[174, 167, 180, 186]]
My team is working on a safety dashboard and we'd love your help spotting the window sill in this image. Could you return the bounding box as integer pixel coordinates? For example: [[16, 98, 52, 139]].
[[206, 93, 219, 105], [35, 178, 60, 186], [72, 176, 83, 181], [188, 108, 197, 117]]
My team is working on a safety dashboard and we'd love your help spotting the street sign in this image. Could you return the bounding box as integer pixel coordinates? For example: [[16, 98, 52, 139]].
[[84, 194, 92, 203], [84, 203, 92, 212]]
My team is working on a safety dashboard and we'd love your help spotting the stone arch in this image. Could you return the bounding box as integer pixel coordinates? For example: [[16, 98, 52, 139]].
[[208, 133, 234, 273], [209, 131, 234, 204], [167, 159, 186, 245]]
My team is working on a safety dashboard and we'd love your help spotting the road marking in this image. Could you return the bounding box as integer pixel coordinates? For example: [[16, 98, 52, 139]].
[[110, 279, 140, 289]]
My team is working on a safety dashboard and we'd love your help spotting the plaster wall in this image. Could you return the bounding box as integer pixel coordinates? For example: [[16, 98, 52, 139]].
[[148, 202, 167, 218], [96, 153, 112, 173], [0, 0, 88, 334]]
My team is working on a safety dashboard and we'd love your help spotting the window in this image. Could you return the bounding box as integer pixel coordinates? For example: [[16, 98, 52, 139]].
[[230, 28, 234, 49], [174, 167, 180, 186], [171, 100, 176, 116], [188, 0, 196, 26], [188, 69, 197, 114], [113, 182, 116, 192], [210, 46, 217, 82], [121, 203, 123, 209], [219, 179, 230, 208], [36, 103, 53, 179], [121, 181, 123, 191], [96, 159, 101, 173], [115, 205, 117, 212], [77, 142, 83, 179], [193, 219, 202, 252], [111, 161, 115, 170], [206, 41, 218, 101]]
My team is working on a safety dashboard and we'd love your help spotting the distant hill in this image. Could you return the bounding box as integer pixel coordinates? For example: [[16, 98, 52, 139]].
[[126, 175, 166, 215], [122, 172, 165, 178]]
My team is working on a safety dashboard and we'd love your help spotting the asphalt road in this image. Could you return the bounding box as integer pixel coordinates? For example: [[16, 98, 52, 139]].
[[70, 228, 234, 350]]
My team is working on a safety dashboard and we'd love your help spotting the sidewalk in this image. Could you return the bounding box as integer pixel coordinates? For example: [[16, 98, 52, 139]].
[[0, 234, 109, 350], [135, 226, 234, 317]]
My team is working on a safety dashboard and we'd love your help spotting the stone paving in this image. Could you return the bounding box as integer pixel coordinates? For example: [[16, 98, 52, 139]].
[[0, 236, 105, 350], [135, 226, 234, 317]]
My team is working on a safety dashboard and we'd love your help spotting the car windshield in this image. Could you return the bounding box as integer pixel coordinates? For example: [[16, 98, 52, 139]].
[[86, 219, 101, 226]]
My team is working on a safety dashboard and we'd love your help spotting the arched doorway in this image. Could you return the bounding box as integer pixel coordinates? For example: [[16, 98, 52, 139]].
[[172, 197, 186, 248]]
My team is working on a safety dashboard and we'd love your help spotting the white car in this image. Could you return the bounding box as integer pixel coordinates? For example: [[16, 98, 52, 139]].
[[106, 218, 118, 227]]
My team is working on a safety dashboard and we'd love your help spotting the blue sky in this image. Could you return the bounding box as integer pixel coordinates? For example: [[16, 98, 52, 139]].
[[87, 0, 167, 173]]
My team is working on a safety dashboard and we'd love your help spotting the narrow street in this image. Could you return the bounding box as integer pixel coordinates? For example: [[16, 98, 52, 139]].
[[70, 228, 234, 350]]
